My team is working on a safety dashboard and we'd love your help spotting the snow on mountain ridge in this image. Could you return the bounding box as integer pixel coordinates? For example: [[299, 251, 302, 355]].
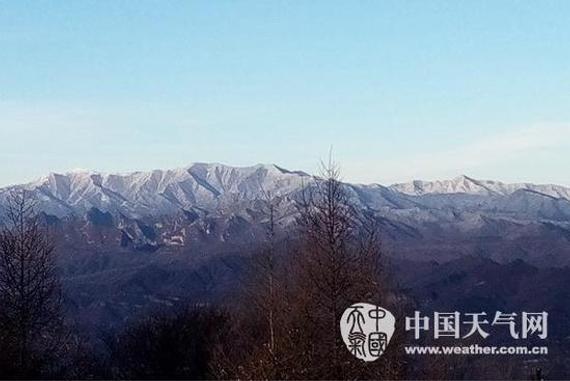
[[389, 175, 494, 196], [1, 163, 310, 218], [2, 164, 569, 221], [389, 175, 570, 200]]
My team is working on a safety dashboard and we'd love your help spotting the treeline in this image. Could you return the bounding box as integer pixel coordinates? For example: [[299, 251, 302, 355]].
[[0, 163, 541, 380]]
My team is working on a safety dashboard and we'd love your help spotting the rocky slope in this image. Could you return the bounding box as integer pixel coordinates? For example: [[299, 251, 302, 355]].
[[2, 163, 569, 337], [1, 163, 569, 265]]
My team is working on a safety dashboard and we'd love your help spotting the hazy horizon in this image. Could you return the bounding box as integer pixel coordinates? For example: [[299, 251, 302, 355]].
[[1, 160, 570, 189]]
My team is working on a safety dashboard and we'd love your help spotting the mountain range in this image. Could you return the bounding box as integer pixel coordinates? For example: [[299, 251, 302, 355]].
[[1, 163, 569, 266], [3, 163, 570, 218], [1, 162, 569, 338]]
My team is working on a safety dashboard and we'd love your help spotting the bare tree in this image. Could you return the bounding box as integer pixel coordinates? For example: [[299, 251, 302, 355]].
[[217, 186, 297, 379], [0, 190, 63, 378], [258, 186, 279, 356], [215, 159, 405, 379], [289, 158, 393, 379]]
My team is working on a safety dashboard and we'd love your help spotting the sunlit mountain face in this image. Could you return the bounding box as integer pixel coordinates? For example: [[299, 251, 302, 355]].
[[2, 163, 569, 264], [1, 163, 569, 339]]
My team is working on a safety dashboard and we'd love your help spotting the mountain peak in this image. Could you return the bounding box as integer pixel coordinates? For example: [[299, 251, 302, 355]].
[[390, 175, 570, 200], [389, 175, 492, 196], [452, 174, 474, 182], [3, 165, 570, 220], [2, 162, 310, 219]]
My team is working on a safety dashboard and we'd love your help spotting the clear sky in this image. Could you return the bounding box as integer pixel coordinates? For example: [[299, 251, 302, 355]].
[[1, 0, 569, 187]]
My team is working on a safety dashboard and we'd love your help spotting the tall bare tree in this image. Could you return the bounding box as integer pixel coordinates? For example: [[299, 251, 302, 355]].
[[290, 158, 399, 379], [0, 190, 63, 378], [258, 187, 279, 356], [218, 187, 297, 379], [215, 159, 405, 379]]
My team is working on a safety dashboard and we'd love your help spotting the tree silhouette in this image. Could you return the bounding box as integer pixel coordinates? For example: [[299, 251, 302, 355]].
[[0, 190, 64, 378]]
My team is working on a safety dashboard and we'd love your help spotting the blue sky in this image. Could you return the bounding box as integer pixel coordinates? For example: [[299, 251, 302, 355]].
[[1, 0, 569, 186]]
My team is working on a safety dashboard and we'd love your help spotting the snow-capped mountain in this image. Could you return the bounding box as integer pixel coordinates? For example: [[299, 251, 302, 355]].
[[3, 164, 569, 220], [1, 163, 569, 266], [390, 174, 570, 199], [3, 164, 569, 335], [1, 163, 309, 219]]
